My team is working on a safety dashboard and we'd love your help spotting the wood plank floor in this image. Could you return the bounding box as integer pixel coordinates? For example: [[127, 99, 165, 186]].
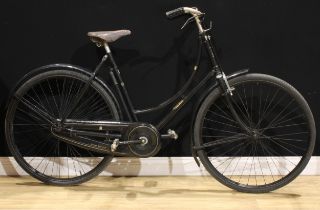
[[0, 176, 319, 210]]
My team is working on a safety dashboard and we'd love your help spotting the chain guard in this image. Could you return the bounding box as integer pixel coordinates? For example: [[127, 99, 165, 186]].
[[51, 119, 161, 157], [126, 124, 161, 157]]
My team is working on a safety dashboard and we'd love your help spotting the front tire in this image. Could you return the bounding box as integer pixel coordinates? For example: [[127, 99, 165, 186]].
[[193, 73, 315, 193]]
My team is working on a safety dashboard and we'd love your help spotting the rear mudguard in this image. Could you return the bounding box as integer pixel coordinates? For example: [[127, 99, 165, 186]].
[[190, 69, 249, 166], [6, 63, 123, 119]]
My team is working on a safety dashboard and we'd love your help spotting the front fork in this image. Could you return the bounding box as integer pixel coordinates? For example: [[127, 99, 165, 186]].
[[216, 72, 251, 134]]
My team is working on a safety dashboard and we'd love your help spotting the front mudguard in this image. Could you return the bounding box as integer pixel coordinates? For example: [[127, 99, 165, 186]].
[[190, 68, 249, 166], [6, 63, 123, 119]]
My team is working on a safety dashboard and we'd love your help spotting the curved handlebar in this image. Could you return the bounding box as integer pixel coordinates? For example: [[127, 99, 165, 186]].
[[166, 7, 203, 19], [166, 7, 185, 19]]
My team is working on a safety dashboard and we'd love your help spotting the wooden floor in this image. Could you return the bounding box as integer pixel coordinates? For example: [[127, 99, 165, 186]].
[[0, 176, 319, 210]]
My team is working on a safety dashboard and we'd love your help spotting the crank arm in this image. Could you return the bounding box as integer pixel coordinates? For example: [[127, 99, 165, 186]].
[[118, 140, 144, 145]]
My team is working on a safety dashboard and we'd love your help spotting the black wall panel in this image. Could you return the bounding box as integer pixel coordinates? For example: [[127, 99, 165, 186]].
[[1, 0, 320, 156]]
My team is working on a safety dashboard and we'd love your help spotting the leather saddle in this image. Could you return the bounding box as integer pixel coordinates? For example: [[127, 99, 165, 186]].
[[87, 30, 131, 46]]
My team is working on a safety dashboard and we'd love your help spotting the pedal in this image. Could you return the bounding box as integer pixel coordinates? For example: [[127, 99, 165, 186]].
[[111, 139, 119, 152], [167, 129, 178, 140]]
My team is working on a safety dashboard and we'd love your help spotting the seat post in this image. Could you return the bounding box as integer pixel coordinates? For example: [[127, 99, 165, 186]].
[[104, 42, 111, 54]]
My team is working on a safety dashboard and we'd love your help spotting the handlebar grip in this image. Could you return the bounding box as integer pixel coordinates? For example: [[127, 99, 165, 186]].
[[166, 7, 185, 19]]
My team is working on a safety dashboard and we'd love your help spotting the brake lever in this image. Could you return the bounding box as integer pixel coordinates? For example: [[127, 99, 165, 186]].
[[203, 21, 213, 33], [181, 16, 196, 30]]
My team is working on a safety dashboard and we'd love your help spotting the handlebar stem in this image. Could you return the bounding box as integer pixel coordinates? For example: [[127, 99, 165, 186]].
[[182, 7, 204, 33], [183, 7, 202, 15], [166, 7, 204, 34], [194, 16, 204, 34]]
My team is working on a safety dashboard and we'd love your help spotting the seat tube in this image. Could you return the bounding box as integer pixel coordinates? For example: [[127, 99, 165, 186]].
[[104, 43, 138, 122]]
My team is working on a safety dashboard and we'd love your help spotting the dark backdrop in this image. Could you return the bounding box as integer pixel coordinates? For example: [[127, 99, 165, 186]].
[[1, 0, 320, 156]]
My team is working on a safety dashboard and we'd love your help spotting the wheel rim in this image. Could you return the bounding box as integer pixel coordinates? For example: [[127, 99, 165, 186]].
[[6, 73, 117, 181], [199, 79, 313, 188]]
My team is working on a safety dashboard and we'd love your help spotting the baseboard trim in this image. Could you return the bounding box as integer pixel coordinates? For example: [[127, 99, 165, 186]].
[[0, 156, 319, 176]]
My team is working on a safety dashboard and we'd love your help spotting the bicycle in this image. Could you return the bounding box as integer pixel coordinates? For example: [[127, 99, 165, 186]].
[[4, 7, 316, 193]]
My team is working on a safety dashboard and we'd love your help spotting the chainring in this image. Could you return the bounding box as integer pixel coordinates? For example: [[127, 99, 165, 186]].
[[126, 124, 161, 157]]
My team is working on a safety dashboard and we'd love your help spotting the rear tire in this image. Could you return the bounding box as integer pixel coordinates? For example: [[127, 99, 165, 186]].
[[193, 73, 315, 193], [5, 69, 120, 185]]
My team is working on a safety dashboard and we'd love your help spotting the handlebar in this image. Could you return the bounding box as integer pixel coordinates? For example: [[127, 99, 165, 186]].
[[166, 7, 185, 19], [166, 7, 203, 20]]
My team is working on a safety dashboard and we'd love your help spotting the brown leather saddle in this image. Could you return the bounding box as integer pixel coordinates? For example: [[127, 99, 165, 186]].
[[87, 30, 131, 46]]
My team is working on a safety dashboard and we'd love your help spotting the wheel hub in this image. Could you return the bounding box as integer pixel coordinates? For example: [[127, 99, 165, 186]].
[[249, 129, 262, 142], [139, 136, 149, 145]]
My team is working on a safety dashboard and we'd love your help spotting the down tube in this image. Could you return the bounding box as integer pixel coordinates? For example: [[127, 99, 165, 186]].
[[156, 71, 215, 130]]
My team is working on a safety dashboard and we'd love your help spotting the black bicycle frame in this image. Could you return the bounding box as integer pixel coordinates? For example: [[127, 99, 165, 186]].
[[60, 18, 245, 135], [18, 14, 251, 157], [104, 28, 222, 131]]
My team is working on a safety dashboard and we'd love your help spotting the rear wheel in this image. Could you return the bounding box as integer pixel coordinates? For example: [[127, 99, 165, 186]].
[[193, 74, 315, 193], [5, 69, 120, 185]]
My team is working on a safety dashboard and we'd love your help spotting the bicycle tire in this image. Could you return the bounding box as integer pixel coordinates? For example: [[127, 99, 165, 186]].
[[5, 69, 120, 185], [193, 73, 315, 193]]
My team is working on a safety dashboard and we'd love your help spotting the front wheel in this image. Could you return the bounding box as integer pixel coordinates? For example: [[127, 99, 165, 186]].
[[193, 73, 315, 193]]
